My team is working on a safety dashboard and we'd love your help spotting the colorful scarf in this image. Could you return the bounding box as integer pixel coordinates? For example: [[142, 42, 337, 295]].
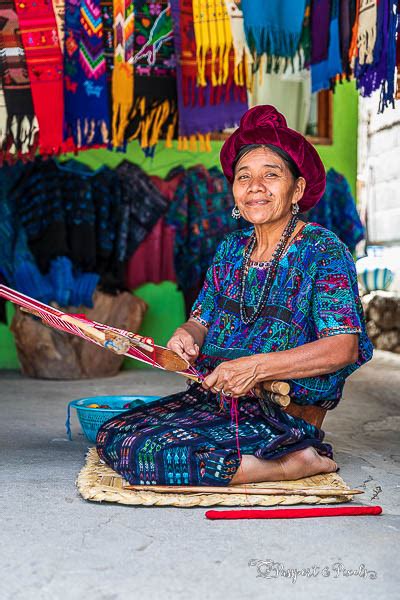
[[224, 0, 253, 89], [354, 0, 398, 111], [0, 0, 39, 162], [64, 0, 110, 149], [171, 0, 247, 147], [52, 0, 66, 52], [192, 0, 233, 87], [14, 0, 63, 155], [310, 0, 331, 64], [241, 0, 306, 71], [311, 0, 343, 92], [339, 0, 357, 78], [307, 169, 365, 253], [111, 0, 134, 150], [125, 0, 177, 156], [357, 0, 378, 65], [299, 0, 311, 67]]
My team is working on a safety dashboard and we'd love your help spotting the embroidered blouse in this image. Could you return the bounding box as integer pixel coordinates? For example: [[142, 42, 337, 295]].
[[190, 223, 373, 409]]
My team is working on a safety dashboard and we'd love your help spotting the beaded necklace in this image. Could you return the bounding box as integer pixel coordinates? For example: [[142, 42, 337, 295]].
[[239, 215, 299, 324]]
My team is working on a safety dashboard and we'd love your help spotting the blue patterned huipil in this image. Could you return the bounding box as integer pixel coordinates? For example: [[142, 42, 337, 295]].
[[97, 223, 373, 487]]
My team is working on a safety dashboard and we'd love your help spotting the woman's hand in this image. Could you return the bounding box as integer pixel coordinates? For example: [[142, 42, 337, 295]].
[[202, 355, 260, 397], [167, 327, 200, 364]]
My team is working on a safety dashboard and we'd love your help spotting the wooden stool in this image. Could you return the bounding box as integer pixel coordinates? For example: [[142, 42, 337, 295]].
[[284, 403, 327, 428]]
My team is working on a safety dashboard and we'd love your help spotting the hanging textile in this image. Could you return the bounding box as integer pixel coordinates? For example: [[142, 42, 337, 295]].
[[354, 0, 398, 111], [306, 169, 365, 253], [100, 0, 114, 144], [125, 0, 177, 157], [116, 160, 170, 256], [171, 0, 247, 147], [126, 174, 180, 289], [299, 0, 311, 67], [166, 165, 244, 315], [0, 0, 38, 163], [223, 0, 253, 89], [356, 0, 378, 65], [241, 0, 307, 71], [111, 0, 134, 149], [52, 0, 66, 52], [64, 0, 110, 149], [338, 0, 357, 79], [311, 0, 343, 92], [14, 0, 63, 155], [192, 0, 233, 87], [310, 0, 331, 65]]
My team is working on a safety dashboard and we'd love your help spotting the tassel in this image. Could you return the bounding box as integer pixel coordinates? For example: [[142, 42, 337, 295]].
[[205, 133, 211, 152], [198, 133, 205, 152], [189, 134, 197, 152]]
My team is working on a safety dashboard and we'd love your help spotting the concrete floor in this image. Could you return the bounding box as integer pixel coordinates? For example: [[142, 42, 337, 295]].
[[1, 351, 399, 600]]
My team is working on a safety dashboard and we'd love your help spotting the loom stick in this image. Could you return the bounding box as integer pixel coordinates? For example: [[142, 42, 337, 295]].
[[205, 506, 382, 520], [269, 393, 291, 408], [123, 484, 363, 497], [263, 381, 290, 395]]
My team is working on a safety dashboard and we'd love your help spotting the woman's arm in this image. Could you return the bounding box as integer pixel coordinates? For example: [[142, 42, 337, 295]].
[[202, 333, 359, 396], [254, 333, 359, 381]]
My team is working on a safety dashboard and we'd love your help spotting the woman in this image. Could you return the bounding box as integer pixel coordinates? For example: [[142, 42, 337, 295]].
[[97, 106, 373, 487]]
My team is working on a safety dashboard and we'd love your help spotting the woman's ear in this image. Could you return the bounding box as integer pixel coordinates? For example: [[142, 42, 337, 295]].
[[293, 177, 306, 202]]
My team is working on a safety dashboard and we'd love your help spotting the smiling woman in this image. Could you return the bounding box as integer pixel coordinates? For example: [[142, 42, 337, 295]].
[[97, 105, 373, 489]]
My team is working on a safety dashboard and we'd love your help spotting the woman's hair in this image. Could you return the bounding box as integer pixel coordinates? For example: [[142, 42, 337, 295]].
[[232, 143, 301, 181]]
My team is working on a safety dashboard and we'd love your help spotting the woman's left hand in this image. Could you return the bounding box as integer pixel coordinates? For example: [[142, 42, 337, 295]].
[[202, 356, 261, 397]]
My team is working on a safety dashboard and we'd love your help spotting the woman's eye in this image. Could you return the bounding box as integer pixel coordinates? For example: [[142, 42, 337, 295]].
[[238, 174, 249, 180], [265, 173, 277, 178]]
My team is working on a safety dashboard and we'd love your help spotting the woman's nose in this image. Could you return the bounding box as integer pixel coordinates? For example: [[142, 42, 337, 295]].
[[247, 176, 267, 192]]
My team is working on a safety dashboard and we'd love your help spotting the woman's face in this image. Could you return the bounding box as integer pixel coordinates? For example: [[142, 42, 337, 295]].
[[232, 147, 305, 225]]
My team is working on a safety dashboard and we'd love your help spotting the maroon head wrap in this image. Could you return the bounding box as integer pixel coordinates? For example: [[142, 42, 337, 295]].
[[220, 105, 326, 212]]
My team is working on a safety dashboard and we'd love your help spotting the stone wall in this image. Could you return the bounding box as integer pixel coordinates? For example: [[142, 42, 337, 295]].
[[362, 291, 400, 352]]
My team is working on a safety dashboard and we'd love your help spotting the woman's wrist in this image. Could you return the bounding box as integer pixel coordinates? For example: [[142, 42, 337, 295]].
[[175, 320, 206, 348]]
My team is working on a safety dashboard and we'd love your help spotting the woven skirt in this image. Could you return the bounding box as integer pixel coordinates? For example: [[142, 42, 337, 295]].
[[96, 384, 333, 487]]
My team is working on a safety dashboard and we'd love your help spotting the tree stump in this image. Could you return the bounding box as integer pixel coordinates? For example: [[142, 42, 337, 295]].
[[10, 291, 147, 379]]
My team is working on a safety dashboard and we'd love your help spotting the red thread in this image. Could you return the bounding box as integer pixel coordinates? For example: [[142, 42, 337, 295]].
[[205, 506, 383, 520]]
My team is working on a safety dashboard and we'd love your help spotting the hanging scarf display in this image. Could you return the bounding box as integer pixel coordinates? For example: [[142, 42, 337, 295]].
[[14, 0, 63, 155], [171, 0, 247, 147], [356, 0, 378, 65], [111, 0, 134, 150], [311, 0, 343, 92], [310, 0, 331, 64], [64, 0, 110, 149], [338, 0, 357, 79], [52, 0, 66, 51], [125, 0, 177, 157], [223, 0, 253, 89], [192, 0, 233, 87], [241, 0, 307, 71], [299, 0, 311, 67], [306, 169, 365, 253], [100, 0, 114, 143], [354, 0, 398, 111], [0, 0, 39, 163]]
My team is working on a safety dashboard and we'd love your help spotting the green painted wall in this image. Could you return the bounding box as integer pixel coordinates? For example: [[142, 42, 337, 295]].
[[0, 81, 358, 370]]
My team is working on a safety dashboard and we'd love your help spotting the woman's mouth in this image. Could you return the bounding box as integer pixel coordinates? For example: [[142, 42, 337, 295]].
[[245, 199, 270, 206]]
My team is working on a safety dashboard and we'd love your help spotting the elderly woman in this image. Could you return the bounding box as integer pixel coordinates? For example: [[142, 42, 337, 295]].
[[97, 106, 373, 487]]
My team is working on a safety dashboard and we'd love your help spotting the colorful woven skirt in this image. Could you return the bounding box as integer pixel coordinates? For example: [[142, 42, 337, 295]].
[[96, 384, 333, 487]]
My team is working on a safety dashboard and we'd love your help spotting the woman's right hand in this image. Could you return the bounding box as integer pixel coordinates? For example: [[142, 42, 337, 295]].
[[167, 328, 200, 364]]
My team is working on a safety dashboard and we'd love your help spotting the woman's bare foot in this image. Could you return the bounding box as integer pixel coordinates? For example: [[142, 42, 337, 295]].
[[230, 446, 337, 485]]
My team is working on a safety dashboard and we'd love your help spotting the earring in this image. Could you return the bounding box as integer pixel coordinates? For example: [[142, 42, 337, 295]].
[[291, 202, 299, 215], [232, 205, 241, 219]]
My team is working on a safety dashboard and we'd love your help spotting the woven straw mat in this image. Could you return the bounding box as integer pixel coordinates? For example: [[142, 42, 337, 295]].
[[76, 448, 355, 508]]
